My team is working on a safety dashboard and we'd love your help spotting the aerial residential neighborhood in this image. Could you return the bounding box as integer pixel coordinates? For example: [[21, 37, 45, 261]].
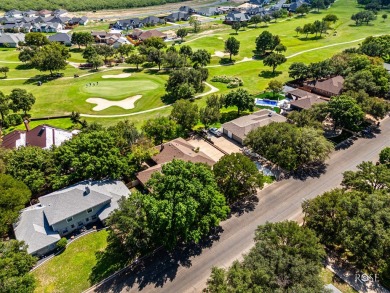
[[0, 0, 389, 292]]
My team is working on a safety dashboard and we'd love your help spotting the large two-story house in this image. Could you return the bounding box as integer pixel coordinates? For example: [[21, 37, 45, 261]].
[[13, 180, 131, 256]]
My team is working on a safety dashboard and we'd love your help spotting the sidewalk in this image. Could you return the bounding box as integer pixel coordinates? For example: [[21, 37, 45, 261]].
[[326, 257, 390, 293]]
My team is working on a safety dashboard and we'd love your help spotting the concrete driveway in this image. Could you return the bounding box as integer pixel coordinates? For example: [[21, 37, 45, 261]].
[[210, 135, 242, 154], [188, 136, 225, 162]]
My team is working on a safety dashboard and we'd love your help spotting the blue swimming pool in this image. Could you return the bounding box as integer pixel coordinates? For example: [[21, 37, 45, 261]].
[[255, 99, 279, 107]]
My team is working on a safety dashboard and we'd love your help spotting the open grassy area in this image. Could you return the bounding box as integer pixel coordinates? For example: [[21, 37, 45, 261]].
[[321, 268, 358, 293], [31, 230, 127, 293], [0, 0, 388, 129]]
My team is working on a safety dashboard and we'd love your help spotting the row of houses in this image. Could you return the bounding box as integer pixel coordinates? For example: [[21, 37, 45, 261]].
[[0, 10, 88, 33], [4, 9, 69, 18]]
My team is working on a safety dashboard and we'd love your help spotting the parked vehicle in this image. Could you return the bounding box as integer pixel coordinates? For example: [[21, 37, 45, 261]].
[[209, 127, 222, 137]]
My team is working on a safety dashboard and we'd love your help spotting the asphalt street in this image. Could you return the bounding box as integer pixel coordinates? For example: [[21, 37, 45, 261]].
[[94, 117, 390, 293]]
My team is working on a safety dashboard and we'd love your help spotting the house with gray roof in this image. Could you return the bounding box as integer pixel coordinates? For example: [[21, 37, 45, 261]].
[[48, 33, 72, 46], [113, 18, 143, 30], [222, 109, 287, 145], [4, 9, 23, 18], [23, 10, 38, 17], [165, 11, 190, 22], [224, 11, 251, 24], [0, 33, 25, 47], [197, 7, 223, 17], [14, 180, 130, 256]]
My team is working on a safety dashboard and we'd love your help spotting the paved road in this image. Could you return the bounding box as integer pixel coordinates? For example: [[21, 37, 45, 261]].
[[94, 117, 390, 293]]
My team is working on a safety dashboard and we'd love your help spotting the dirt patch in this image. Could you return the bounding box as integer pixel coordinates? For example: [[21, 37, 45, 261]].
[[86, 95, 142, 111], [102, 73, 132, 79], [213, 51, 228, 57]]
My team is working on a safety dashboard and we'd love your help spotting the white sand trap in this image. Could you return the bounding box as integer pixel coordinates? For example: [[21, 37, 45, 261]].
[[213, 51, 228, 57], [102, 73, 132, 79], [87, 95, 142, 111]]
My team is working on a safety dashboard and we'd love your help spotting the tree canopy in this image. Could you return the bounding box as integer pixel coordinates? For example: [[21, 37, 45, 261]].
[[142, 116, 176, 145], [255, 31, 280, 55], [0, 174, 31, 237], [245, 123, 333, 171], [31, 42, 70, 75], [206, 221, 326, 292], [213, 153, 264, 203], [224, 88, 254, 116], [170, 99, 199, 132], [225, 37, 240, 61]]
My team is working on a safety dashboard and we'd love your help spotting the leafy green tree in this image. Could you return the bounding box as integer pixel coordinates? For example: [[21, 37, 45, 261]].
[[89, 54, 104, 70], [0, 240, 37, 293], [0, 174, 31, 236], [327, 95, 364, 131], [56, 237, 67, 250], [232, 21, 241, 34], [0, 66, 9, 78], [52, 131, 130, 188], [142, 116, 177, 145], [288, 108, 323, 129], [199, 107, 220, 128], [18, 47, 36, 63], [267, 80, 283, 98], [25, 32, 49, 47], [117, 44, 134, 58], [255, 31, 280, 55], [274, 43, 287, 54], [351, 10, 376, 25], [82, 45, 97, 61], [145, 160, 229, 249], [95, 44, 116, 63], [214, 153, 264, 203], [302, 23, 314, 38], [4, 146, 54, 194], [271, 9, 283, 22], [170, 99, 199, 131], [141, 36, 167, 50], [323, 14, 339, 23], [250, 15, 262, 27], [71, 32, 94, 49], [125, 54, 145, 70], [176, 28, 188, 41], [165, 67, 205, 101], [342, 161, 390, 193], [224, 88, 254, 116], [311, 0, 326, 11], [163, 50, 186, 69], [107, 192, 153, 257], [224, 37, 240, 61], [189, 16, 201, 33], [206, 221, 326, 292], [147, 47, 164, 70], [289, 62, 309, 80], [379, 147, 390, 166], [296, 4, 310, 16], [359, 35, 390, 62], [245, 123, 333, 171], [262, 14, 271, 24], [263, 52, 287, 73], [179, 45, 193, 58], [383, 14, 388, 21], [31, 42, 70, 75], [0, 91, 10, 133], [8, 88, 35, 115], [191, 49, 211, 68]]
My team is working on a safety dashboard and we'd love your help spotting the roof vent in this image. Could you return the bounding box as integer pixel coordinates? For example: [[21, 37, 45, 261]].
[[268, 112, 273, 117], [37, 127, 45, 136], [84, 186, 90, 196]]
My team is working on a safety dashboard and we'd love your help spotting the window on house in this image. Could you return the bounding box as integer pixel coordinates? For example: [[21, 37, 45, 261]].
[[78, 221, 83, 226], [86, 217, 89, 222], [71, 224, 75, 229], [87, 208, 93, 214], [66, 217, 73, 223]]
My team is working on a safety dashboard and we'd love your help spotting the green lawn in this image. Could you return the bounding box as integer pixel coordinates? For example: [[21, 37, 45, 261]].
[[321, 268, 358, 293], [0, 0, 388, 128], [32, 230, 127, 293]]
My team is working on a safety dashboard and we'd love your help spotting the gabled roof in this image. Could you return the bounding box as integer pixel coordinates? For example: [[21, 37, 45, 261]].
[[290, 96, 328, 110], [48, 32, 71, 43], [136, 138, 215, 185], [0, 33, 25, 44], [306, 76, 344, 96], [222, 109, 286, 142], [1, 124, 73, 149], [39, 185, 112, 226], [13, 204, 60, 254], [142, 16, 164, 24], [137, 29, 166, 40]]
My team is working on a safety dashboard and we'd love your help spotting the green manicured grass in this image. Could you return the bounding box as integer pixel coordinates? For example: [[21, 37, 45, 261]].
[[3, 118, 75, 135], [0, 0, 388, 127], [32, 230, 127, 293], [321, 268, 358, 293]]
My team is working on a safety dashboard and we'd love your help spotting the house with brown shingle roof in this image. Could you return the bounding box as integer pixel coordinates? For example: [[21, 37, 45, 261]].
[[1, 124, 75, 149], [287, 88, 328, 111], [222, 109, 286, 145], [136, 137, 215, 186], [304, 75, 344, 98], [130, 29, 166, 41]]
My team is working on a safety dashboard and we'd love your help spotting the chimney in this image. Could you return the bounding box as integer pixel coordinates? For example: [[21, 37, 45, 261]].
[[24, 119, 30, 131], [84, 186, 90, 196]]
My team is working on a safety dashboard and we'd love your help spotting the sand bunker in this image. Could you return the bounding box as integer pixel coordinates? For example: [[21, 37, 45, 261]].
[[213, 51, 228, 57], [102, 73, 132, 79], [87, 95, 142, 111]]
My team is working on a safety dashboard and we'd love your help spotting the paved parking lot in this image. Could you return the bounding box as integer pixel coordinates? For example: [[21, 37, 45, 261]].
[[210, 135, 242, 154], [188, 136, 225, 162]]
